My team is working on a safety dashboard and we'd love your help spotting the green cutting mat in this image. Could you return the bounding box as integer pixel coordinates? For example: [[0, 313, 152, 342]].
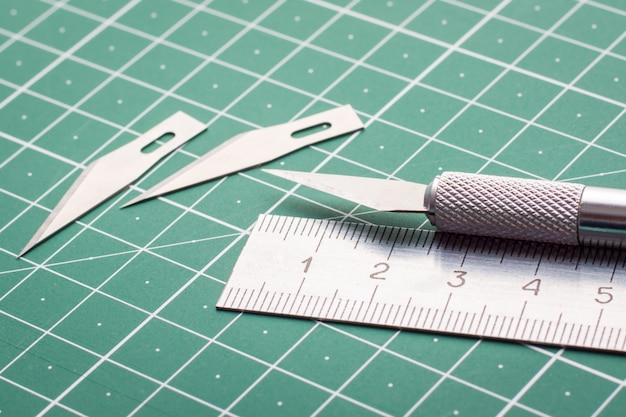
[[1, 0, 625, 416]]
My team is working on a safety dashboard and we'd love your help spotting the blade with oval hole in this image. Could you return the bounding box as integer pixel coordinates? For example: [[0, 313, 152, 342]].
[[122, 105, 363, 207], [20, 111, 206, 257]]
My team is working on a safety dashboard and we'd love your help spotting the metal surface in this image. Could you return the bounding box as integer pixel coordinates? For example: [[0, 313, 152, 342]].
[[432, 172, 584, 245], [263, 169, 428, 212], [217, 214, 626, 353], [579, 186, 626, 247], [264, 170, 626, 246], [19, 111, 206, 256], [123, 105, 363, 206]]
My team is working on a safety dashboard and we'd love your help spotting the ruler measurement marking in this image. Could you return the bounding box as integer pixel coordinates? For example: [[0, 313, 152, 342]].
[[237, 289, 248, 310], [354, 224, 366, 249], [551, 313, 562, 344], [245, 290, 255, 310], [221, 287, 234, 308], [400, 297, 412, 327], [496, 315, 506, 338], [459, 311, 469, 333], [289, 278, 306, 314], [391, 303, 401, 326], [474, 306, 487, 334], [490, 315, 499, 336], [452, 311, 461, 332], [280, 294, 291, 314], [437, 293, 452, 330], [385, 304, 394, 325], [413, 307, 424, 328], [591, 309, 604, 347], [598, 326, 607, 348], [223, 216, 626, 352], [326, 290, 339, 318], [251, 283, 266, 310]]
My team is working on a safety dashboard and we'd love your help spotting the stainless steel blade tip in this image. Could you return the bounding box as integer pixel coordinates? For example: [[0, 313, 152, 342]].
[[263, 169, 428, 212]]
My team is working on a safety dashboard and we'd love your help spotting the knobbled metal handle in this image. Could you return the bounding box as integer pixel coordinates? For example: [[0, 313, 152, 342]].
[[429, 172, 585, 245]]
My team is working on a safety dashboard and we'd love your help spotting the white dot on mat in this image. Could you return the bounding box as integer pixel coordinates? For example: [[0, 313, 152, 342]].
[[277, 401, 283, 407], [433, 337, 439, 343], [534, 5, 541, 11], [576, 113, 582, 118], [441, 19, 448, 25], [565, 391, 571, 397], [379, 145, 384, 150], [419, 108, 425, 113], [614, 77, 620, 82], [27, 172, 32, 177], [254, 49, 260, 55], [478, 128, 484, 133], [324, 356, 330, 361], [40, 297, 45, 301], [538, 150, 543, 155], [242, 0, 248, 4], [438, 166, 443, 171], [135, 216, 140, 221], [387, 382, 394, 388], [294, 15, 301, 22], [97, 322, 102, 327], [10, 9, 17, 16], [591, 23, 598, 30], [47, 365, 53, 370], [517, 92, 523, 97], [108, 45, 115, 52], [453, 410, 459, 416], [21, 114, 27, 120], [262, 329, 268, 334], [117, 99, 123, 104], [65, 79, 72, 85], [59, 26, 66, 33], [155, 348, 160, 352], [459, 72, 465, 78], [16, 60, 22, 66], [236, 200, 241, 204], [555, 57, 561, 63], [203, 305, 208, 309], [497, 38, 503, 44], [363, 88, 369, 93], [73, 135, 78, 140], [160, 64, 166, 70], [150, 11, 157, 18], [347, 34, 354, 40], [145, 280, 150, 284], [212, 83, 219, 89], [215, 374, 221, 379], [402, 52, 409, 58], [279, 161, 285, 166], [201, 30, 208, 37], [498, 364, 504, 369], [266, 103, 272, 109], [387, 1, 393, 7], [106, 392, 111, 397]]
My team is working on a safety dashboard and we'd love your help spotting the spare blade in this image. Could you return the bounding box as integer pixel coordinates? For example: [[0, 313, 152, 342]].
[[20, 111, 206, 256], [264, 169, 429, 213], [122, 105, 363, 207]]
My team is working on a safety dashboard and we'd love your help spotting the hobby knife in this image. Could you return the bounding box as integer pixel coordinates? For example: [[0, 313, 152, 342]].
[[20, 112, 207, 256], [264, 169, 626, 246], [122, 105, 363, 207]]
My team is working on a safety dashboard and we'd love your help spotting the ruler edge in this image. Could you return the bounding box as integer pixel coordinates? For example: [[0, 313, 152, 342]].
[[216, 214, 626, 354]]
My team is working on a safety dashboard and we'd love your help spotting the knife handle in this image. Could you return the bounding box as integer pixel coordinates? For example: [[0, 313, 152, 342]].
[[427, 172, 626, 246]]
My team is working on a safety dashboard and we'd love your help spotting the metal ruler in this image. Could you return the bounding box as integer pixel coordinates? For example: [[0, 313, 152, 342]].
[[217, 214, 626, 353]]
